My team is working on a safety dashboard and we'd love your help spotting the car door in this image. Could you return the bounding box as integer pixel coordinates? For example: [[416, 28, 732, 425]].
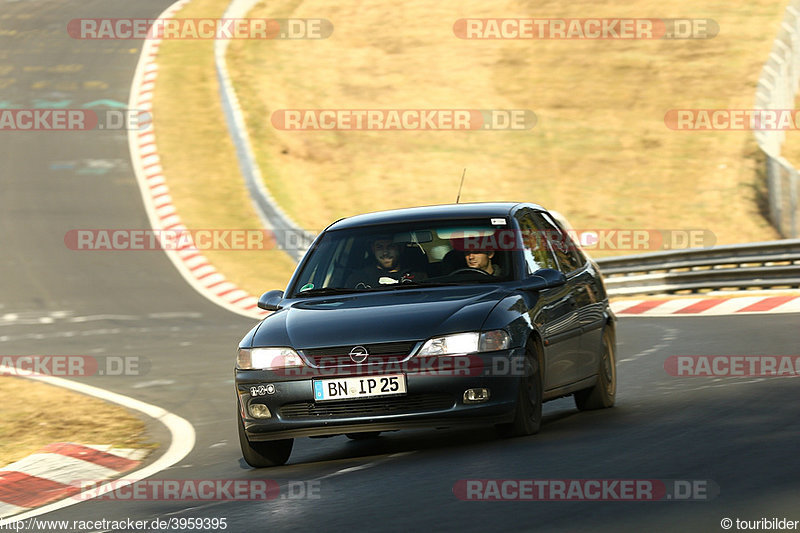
[[537, 211, 604, 383], [515, 209, 582, 390]]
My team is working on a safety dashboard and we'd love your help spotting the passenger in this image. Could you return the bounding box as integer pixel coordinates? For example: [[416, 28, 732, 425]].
[[347, 236, 426, 288]]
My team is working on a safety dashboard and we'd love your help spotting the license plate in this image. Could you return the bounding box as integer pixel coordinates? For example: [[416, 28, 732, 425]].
[[313, 374, 407, 402]]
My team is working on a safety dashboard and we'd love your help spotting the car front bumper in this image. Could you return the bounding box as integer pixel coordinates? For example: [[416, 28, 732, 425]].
[[235, 350, 523, 441]]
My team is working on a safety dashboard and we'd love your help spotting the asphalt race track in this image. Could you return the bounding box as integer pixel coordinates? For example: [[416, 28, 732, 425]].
[[1, 2, 799, 532]]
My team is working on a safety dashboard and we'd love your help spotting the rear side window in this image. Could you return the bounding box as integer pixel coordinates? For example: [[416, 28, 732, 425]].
[[534, 212, 586, 273], [514, 211, 558, 275]]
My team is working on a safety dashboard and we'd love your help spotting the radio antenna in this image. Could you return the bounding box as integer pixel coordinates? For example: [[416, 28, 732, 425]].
[[456, 168, 466, 204]]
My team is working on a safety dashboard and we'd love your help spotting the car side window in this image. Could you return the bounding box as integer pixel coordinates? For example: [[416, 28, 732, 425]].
[[534, 212, 586, 274], [514, 211, 558, 275]]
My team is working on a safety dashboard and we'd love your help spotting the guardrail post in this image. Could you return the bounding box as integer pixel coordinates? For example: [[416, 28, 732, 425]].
[[791, 167, 799, 238], [769, 157, 783, 235]]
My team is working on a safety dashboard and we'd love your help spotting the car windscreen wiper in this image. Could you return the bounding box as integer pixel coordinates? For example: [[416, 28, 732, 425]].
[[353, 281, 466, 292], [294, 287, 360, 297], [390, 281, 463, 289], [296, 281, 467, 297]]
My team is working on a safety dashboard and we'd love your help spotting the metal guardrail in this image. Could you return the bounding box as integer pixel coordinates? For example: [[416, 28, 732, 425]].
[[755, 0, 800, 238], [215, 0, 314, 262], [594, 240, 800, 296]]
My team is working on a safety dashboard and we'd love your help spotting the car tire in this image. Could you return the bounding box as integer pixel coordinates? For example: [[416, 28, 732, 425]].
[[574, 328, 616, 411], [496, 342, 542, 438], [345, 432, 381, 440], [237, 408, 293, 467]]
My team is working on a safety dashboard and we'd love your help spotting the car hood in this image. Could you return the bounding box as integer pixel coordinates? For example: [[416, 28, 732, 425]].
[[250, 285, 508, 349]]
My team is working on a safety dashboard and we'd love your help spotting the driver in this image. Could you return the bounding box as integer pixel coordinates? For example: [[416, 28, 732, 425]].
[[464, 249, 503, 277], [448, 233, 504, 278], [347, 236, 426, 288]]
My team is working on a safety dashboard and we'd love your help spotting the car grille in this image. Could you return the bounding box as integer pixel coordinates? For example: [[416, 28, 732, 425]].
[[301, 341, 419, 367], [279, 394, 454, 419]]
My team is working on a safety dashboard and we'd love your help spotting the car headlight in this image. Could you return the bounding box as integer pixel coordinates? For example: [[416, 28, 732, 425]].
[[237, 347, 305, 370], [417, 330, 510, 356]]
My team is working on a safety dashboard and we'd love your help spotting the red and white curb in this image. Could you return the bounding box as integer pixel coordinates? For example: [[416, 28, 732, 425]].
[[127, 0, 267, 320], [0, 443, 146, 518], [0, 370, 194, 524], [611, 294, 800, 316]]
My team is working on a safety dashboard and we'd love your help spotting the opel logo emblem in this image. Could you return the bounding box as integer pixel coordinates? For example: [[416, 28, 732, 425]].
[[349, 345, 369, 364]]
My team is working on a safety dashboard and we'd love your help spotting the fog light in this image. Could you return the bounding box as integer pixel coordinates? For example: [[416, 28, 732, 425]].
[[248, 403, 272, 419], [463, 388, 490, 403]]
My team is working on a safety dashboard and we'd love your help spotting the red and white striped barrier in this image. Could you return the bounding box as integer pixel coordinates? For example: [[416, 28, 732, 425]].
[[611, 294, 800, 316]]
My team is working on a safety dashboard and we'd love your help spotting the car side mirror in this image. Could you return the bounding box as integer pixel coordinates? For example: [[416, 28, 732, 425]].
[[520, 268, 566, 291], [258, 290, 284, 311]]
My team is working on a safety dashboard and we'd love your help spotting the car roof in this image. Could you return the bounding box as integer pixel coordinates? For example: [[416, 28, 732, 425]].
[[327, 202, 546, 230]]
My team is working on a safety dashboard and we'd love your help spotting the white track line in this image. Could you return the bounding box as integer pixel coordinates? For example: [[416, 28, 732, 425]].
[[0, 368, 195, 524]]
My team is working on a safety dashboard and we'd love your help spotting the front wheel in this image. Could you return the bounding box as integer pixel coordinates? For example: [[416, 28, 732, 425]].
[[574, 328, 616, 411], [237, 407, 293, 467], [496, 343, 542, 438]]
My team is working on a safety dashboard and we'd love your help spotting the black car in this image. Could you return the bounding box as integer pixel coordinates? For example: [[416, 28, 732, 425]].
[[235, 203, 616, 467]]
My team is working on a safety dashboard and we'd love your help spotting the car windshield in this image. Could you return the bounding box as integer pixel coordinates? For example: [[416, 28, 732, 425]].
[[289, 219, 516, 297]]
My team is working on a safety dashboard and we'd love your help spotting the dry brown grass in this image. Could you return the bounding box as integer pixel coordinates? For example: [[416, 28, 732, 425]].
[[225, 0, 785, 258], [153, 0, 787, 304], [0, 377, 155, 468]]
